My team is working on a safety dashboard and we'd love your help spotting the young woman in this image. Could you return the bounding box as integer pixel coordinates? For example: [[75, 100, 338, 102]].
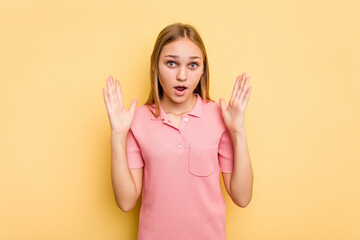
[[102, 23, 253, 240]]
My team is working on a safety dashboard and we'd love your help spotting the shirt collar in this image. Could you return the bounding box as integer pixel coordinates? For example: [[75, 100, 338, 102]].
[[150, 93, 202, 120]]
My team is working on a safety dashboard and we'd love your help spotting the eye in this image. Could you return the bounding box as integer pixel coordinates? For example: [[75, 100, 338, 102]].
[[167, 61, 176, 67], [190, 62, 199, 68]]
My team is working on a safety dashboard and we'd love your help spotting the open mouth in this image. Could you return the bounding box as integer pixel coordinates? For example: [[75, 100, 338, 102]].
[[174, 86, 187, 91]]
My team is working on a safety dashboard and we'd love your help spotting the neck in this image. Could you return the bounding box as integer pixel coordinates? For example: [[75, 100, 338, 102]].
[[160, 94, 197, 116]]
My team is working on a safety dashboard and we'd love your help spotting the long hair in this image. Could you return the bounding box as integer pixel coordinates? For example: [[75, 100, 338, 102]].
[[145, 22, 213, 118]]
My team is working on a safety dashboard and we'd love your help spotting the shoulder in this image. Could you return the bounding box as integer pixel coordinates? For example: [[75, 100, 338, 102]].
[[129, 104, 153, 133], [133, 104, 153, 120], [134, 104, 150, 114], [203, 100, 222, 116], [202, 100, 227, 130]]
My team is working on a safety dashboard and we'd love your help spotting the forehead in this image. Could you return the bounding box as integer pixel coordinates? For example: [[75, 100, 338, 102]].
[[160, 38, 203, 58]]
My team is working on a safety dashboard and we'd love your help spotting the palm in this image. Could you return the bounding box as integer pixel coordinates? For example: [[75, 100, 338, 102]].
[[219, 73, 252, 133], [107, 99, 134, 133], [102, 76, 138, 134]]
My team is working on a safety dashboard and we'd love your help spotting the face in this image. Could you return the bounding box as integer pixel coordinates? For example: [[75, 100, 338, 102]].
[[157, 37, 204, 106]]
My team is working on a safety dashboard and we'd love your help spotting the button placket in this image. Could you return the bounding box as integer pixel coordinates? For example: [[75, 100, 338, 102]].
[[176, 116, 190, 154], [176, 130, 185, 153], [181, 116, 189, 130]]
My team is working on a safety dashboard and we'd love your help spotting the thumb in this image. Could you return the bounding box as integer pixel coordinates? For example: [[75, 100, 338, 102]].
[[129, 99, 138, 114], [219, 98, 227, 113]]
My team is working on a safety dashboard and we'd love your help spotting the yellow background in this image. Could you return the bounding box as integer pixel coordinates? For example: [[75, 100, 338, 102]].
[[1, 0, 359, 239]]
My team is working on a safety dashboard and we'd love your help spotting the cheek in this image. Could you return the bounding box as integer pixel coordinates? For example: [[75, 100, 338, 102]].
[[158, 67, 173, 80], [158, 69, 171, 86], [191, 69, 204, 80]]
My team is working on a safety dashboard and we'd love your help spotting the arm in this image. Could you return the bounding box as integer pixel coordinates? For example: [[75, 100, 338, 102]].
[[110, 132, 142, 212], [102, 75, 141, 212], [219, 73, 254, 208], [222, 130, 253, 208]]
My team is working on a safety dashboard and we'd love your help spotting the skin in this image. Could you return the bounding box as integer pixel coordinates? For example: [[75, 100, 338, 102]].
[[157, 37, 204, 115], [219, 73, 254, 207], [103, 38, 254, 208]]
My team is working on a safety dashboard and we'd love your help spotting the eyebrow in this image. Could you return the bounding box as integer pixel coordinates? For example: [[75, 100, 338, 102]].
[[164, 55, 201, 60]]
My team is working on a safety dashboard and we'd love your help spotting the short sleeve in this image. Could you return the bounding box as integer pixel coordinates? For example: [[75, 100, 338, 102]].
[[126, 129, 144, 169], [218, 129, 234, 173]]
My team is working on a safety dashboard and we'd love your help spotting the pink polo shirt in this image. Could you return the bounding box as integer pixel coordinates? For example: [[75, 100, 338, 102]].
[[126, 93, 234, 240]]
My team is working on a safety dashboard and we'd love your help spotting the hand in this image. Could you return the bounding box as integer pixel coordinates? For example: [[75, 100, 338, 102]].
[[102, 75, 138, 135], [219, 73, 253, 134]]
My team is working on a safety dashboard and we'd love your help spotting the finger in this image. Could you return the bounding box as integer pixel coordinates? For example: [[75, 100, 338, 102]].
[[108, 76, 116, 103], [243, 85, 252, 107], [219, 98, 227, 112], [240, 76, 250, 104], [115, 79, 123, 104], [231, 75, 241, 100], [219, 98, 228, 120], [129, 99, 138, 114], [235, 73, 246, 100], [106, 77, 114, 103], [103, 88, 109, 106]]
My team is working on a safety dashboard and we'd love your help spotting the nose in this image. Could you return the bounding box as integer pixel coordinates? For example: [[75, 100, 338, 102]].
[[176, 66, 187, 81]]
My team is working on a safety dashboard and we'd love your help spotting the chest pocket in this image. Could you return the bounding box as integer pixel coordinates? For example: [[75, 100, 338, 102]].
[[188, 145, 218, 177]]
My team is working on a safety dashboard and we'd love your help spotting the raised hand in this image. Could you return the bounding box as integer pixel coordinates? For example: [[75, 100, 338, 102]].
[[102, 75, 138, 135], [219, 73, 253, 135]]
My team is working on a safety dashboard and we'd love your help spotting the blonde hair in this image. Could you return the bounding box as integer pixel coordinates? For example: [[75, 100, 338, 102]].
[[145, 22, 213, 118]]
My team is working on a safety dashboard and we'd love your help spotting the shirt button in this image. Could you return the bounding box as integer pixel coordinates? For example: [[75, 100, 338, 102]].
[[184, 117, 189, 122], [178, 144, 183, 149]]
